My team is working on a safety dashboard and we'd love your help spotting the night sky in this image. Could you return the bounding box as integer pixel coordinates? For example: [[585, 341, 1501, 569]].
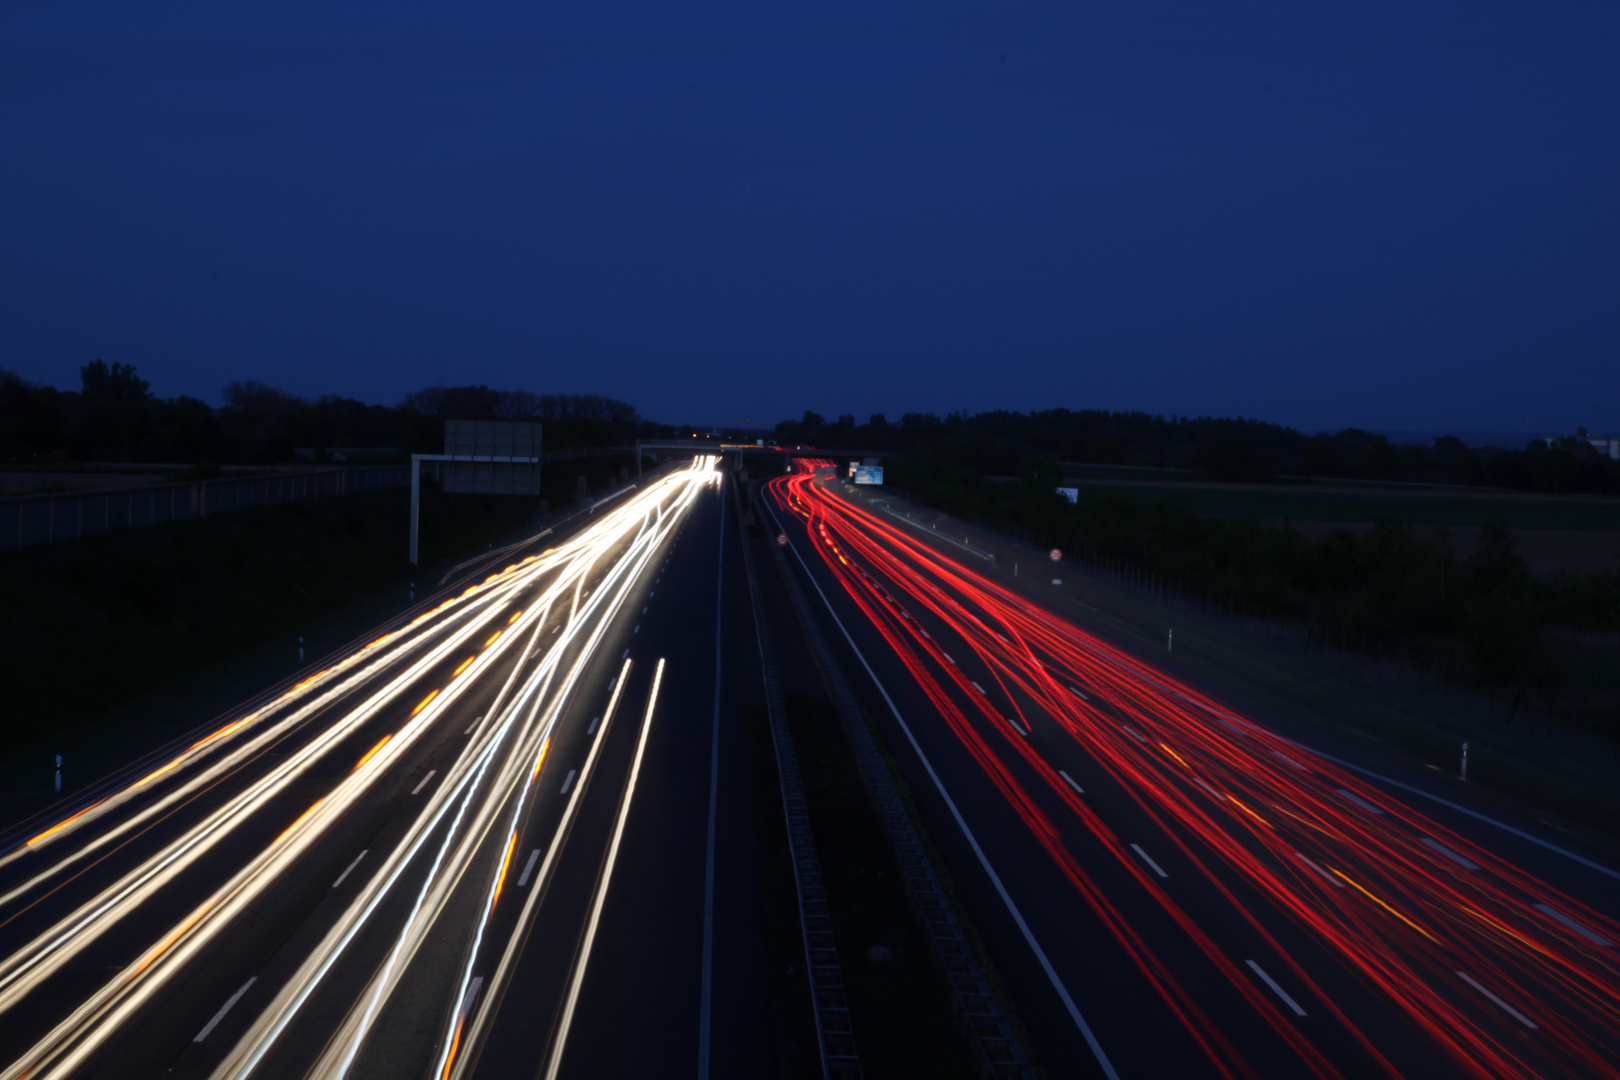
[[3, 0, 1616, 432]]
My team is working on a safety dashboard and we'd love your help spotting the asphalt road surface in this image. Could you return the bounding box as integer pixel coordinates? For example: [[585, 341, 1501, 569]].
[[763, 461, 1620, 1080], [0, 458, 774, 1080]]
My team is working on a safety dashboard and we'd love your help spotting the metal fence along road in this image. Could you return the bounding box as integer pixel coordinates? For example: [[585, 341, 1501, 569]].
[[0, 465, 409, 550]]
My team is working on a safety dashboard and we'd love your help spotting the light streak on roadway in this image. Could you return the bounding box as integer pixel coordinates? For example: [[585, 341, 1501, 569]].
[[771, 461, 1620, 1079], [0, 457, 719, 1080]]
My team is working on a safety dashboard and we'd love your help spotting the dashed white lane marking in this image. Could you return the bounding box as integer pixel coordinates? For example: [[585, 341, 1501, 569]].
[[194, 977, 257, 1042], [1420, 837, 1480, 870], [971, 681, 986, 694], [608, 677, 618, 692], [1131, 844, 1169, 878], [1122, 726, 1147, 744], [332, 850, 368, 889], [642, 606, 648, 614], [410, 770, 437, 795], [517, 848, 542, 887], [634, 625, 640, 634], [1059, 771, 1084, 795], [1246, 961, 1307, 1016], [941, 652, 955, 664], [561, 769, 578, 795], [587, 716, 601, 736], [1534, 903, 1614, 946], [1270, 750, 1308, 772], [1455, 970, 1538, 1028], [464, 714, 484, 736], [622, 649, 630, 659], [1336, 788, 1384, 814], [1193, 777, 1225, 801], [1293, 852, 1343, 888], [1006, 716, 1029, 737], [1068, 685, 1090, 702]]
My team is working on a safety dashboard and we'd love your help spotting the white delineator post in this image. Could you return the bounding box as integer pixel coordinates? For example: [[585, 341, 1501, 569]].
[[1461, 742, 1468, 780], [54, 755, 61, 793]]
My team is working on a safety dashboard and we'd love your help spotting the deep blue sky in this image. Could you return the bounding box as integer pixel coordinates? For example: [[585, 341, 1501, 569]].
[[3, 0, 1616, 432]]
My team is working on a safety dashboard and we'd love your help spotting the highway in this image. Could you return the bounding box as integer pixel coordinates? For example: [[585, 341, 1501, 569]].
[[763, 461, 1620, 1080], [0, 457, 774, 1080], [6, 447, 1619, 1079]]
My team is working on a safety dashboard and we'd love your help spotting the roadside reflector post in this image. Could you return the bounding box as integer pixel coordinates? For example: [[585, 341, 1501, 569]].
[[1168, 628, 1173, 653], [1461, 741, 1468, 781], [298, 635, 305, 664], [54, 754, 61, 794]]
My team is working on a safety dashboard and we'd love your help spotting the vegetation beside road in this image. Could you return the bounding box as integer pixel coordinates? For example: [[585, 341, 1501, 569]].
[[777, 408, 1620, 494], [0, 483, 537, 760], [885, 452, 1620, 748]]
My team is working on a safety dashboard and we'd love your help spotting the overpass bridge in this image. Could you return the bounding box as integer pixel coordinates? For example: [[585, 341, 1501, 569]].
[[633, 439, 892, 473]]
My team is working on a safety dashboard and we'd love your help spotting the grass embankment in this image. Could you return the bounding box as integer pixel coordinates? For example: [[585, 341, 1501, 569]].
[[0, 484, 537, 763], [849, 483, 1620, 859], [889, 457, 1620, 748], [1065, 483, 1620, 532]]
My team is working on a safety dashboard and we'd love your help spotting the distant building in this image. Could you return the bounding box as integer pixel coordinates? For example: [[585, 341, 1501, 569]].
[[1573, 427, 1620, 460]]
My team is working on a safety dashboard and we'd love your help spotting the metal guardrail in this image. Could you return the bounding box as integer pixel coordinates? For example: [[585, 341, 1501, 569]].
[[762, 486, 1037, 1079], [0, 465, 409, 551], [735, 482, 862, 1079]]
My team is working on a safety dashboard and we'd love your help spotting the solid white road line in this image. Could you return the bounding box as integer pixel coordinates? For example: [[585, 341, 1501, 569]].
[[587, 716, 601, 736], [560, 769, 578, 795], [1420, 837, 1480, 870], [699, 482, 726, 1080], [194, 977, 257, 1042], [543, 659, 666, 1080], [1131, 844, 1169, 878], [410, 770, 437, 795], [1336, 788, 1384, 814], [767, 501, 1120, 1080], [516, 849, 542, 888], [1455, 970, 1538, 1028], [331, 850, 368, 889], [1246, 961, 1306, 1016], [1293, 852, 1343, 888], [1058, 771, 1084, 795], [1533, 902, 1614, 946]]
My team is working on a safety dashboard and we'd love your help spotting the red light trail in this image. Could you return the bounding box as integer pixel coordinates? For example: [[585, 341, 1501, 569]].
[[771, 462, 1620, 1079]]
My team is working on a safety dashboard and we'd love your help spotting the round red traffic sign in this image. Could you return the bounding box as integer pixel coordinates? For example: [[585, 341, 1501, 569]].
[[1048, 548, 1062, 562], [776, 533, 789, 546]]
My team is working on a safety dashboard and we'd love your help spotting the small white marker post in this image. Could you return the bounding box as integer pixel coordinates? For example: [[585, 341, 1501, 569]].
[[1461, 741, 1468, 781], [298, 636, 304, 664], [54, 754, 61, 794], [1168, 628, 1173, 653], [409, 581, 415, 602]]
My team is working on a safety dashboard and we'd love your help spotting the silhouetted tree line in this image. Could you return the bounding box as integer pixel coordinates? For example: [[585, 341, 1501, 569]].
[[888, 454, 1620, 741], [0, 364, 671, 466], [776, 409, 1620, 493]]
